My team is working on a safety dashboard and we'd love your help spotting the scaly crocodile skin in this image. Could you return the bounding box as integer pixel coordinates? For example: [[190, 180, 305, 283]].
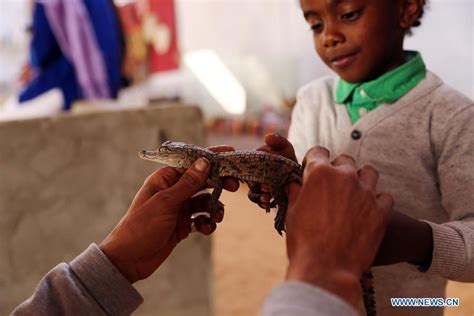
[[140, 140, 376, 316]]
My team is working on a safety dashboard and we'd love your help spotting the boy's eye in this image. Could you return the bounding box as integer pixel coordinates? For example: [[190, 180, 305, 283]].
[[310, 22, 323, 33], [341, 10, 361, 22]]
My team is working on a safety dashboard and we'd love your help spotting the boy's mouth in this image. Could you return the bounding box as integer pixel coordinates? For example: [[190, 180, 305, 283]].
[[330, 51, 359, 68]]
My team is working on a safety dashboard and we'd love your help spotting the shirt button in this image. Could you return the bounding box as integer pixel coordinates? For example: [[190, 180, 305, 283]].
[[351, 130, 362, 140], [358, 107, 368, 117]]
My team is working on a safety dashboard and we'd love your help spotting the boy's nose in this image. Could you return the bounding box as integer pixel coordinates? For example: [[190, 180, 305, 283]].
[[323, 30, 344, 48]]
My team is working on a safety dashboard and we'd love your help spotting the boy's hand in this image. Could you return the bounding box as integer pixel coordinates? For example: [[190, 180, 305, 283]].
[[255, 133, 298, 162], [247, 133, 297, 210]]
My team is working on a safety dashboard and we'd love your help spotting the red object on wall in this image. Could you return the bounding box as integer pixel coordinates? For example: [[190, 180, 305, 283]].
[[148, 0, 180, 73]]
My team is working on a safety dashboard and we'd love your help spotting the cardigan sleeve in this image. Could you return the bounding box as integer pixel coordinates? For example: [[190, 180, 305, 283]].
[[423, 102, 474, 281]]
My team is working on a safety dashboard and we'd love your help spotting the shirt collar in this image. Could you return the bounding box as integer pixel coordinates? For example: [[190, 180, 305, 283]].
[[336, 51, 426, 104]]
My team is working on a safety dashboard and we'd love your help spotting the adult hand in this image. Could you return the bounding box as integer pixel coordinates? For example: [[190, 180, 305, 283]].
[[248, 133, 298, 210], [285, 147, 393, 308], [100, 158, 223, 284]]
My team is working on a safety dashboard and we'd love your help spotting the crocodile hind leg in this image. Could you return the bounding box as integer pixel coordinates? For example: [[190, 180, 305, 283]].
[[271, 184, 288, 235]]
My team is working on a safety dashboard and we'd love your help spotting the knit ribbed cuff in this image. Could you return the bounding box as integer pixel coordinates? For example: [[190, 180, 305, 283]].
[[421, 221, 467, 279], [70, 243, 143, 315], [261, 281, 358, 316]]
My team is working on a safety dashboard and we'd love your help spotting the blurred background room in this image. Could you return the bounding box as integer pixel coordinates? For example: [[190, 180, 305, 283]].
[[0, 0, 473, 315]]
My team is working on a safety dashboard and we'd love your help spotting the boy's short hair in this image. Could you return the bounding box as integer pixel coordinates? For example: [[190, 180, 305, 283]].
[[408, 0, 428, 34]]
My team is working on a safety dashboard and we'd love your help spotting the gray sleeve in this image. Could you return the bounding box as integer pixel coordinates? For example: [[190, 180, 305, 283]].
[[424, 103, 474, 281], [11, 244, 143, 316], [261, 281, 358, 316]]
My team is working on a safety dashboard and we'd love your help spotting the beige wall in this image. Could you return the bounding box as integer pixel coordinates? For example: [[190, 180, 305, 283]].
[[0, 105, 211, 315]]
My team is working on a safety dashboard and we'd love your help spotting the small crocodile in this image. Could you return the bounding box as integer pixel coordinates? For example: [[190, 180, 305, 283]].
[[139, 140, 303, 234], [139, 140, 376, 316]]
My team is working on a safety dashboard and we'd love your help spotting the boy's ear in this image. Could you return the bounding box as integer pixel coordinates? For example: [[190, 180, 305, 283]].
[[398, 0, 424, 29]]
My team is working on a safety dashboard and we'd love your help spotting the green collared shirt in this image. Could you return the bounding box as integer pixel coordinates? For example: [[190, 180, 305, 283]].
[[336, 51, 427, 124]]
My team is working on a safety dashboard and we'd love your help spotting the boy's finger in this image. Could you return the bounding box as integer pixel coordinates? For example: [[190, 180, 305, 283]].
[[264, 133, 297, 160], [264, 133, 290, 149], [208, 145, 235, 153], [248, 191, 263, 204], [222, 177, 240, 192]]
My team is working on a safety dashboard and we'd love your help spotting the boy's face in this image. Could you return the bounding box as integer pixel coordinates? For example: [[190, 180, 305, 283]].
[[300, 0, 406, 83]]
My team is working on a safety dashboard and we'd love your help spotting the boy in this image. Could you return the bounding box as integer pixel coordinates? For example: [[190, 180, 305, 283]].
[[251, 0, 474, 315]]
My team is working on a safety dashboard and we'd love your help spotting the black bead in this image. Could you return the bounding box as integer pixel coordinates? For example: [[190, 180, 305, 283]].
[[351, 130, 362, 140]]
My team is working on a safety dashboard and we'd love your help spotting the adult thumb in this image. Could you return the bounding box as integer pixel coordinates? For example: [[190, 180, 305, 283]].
[[287, 182, 301, 207], [165, 158, 211, 202]]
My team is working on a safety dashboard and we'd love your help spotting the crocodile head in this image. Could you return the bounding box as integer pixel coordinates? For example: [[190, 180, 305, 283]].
[[139, 141, 201, 168]]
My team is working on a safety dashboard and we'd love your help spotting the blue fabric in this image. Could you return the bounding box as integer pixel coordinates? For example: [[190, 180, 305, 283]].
[[19, 0, 123, 110], [82, 0, 123, 98]]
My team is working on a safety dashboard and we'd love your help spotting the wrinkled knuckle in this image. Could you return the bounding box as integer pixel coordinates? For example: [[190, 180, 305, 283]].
[[361, 164, 379, 177], [304, 162, 331, 180], [336, 154, 355, 163], [156, 190, 175, 208], [145, 167, 172, 185], [339, 167, 359, 184], [361, 187, 375, 201], [305, 160, 322, 172], [180, 172, 202, 188]]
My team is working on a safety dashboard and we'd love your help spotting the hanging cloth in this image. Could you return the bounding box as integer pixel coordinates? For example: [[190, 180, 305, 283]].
[[37, 0, 111, 99]]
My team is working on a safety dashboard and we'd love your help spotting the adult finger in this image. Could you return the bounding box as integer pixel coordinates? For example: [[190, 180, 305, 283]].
[[287, 182, 301, 207], [332, 154, 356, 168], [129, 167, 182, 210], [188, 193, 225, 223], [376, 192, 394, 213], [164, 158, 211, 204], [358, 165, 379, 191], [207, 177, 240, 192], [194, 215, 217, 235]]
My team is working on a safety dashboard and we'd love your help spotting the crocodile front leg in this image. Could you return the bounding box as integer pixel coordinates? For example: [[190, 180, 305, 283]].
[[209, 163, 224, 218]]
